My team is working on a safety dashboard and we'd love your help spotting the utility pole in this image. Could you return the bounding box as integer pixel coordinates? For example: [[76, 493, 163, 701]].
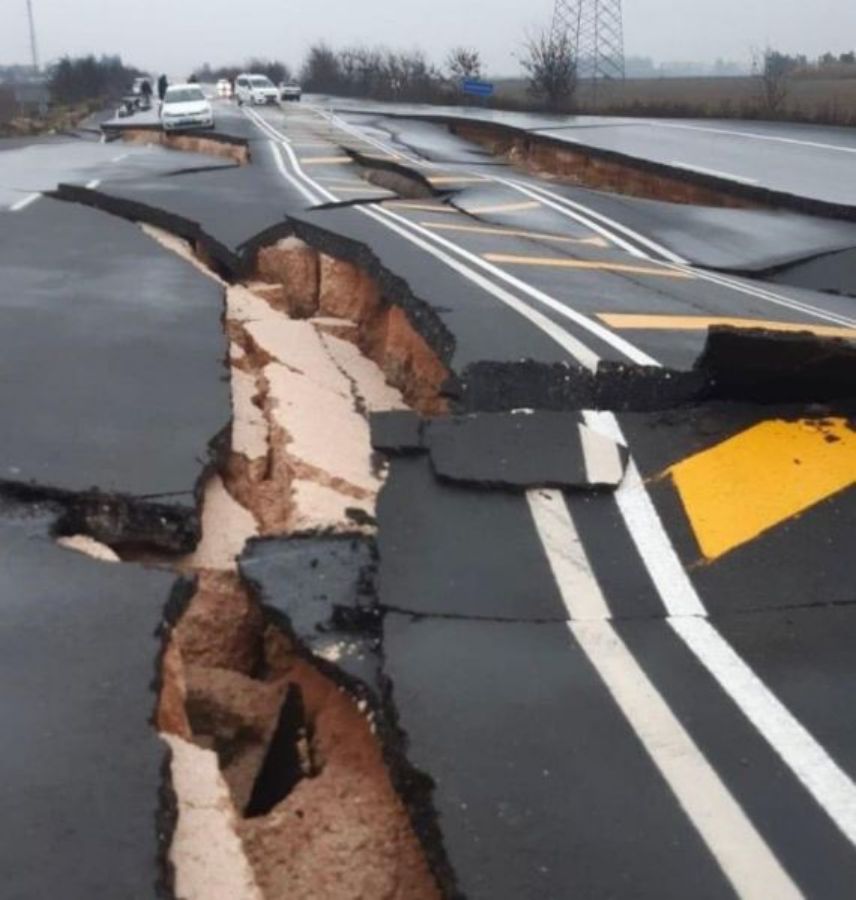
[[551, 0, 625, 83], [26, 0, 40, 72]]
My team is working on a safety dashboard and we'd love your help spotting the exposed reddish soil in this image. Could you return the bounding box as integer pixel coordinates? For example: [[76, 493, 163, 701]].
[[117, 128, 249, 165]]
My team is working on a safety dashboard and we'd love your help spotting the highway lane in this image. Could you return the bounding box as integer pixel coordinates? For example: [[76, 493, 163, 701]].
[[239, 100, 856, 898], [311, 96, 856, 209]]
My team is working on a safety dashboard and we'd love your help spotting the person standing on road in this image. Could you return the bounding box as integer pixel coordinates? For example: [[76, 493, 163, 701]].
[[140, 79, 153, 107], [157, 74, 168, 101]]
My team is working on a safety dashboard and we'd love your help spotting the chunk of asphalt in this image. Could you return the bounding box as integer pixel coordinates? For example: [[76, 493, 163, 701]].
[[424, 411, 628, 489], [0, 198, 229, 548], [239, 535, 381, 691], [0, 500, 179, 898], [377, 456, 568, 620], [369, 410, 425, 454], [698, 326, 856, 402]]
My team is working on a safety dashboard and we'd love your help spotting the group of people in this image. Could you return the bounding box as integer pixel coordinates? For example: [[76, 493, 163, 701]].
[[138, 74, 170, 102]]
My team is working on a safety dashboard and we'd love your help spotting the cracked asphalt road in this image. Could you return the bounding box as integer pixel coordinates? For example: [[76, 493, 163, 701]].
[[2, 96, 855, 899]]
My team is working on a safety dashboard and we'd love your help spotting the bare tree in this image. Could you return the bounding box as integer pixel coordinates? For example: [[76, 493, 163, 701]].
[[753, 46, 796, 116], [521, 29, 577, 112], [447, 47, 483, 82]]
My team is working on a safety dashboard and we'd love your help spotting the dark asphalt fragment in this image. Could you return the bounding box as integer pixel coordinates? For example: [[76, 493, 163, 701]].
[[425, 410, 628, 489], [370, 410, 425, 453], [239, 534, 382, 691]]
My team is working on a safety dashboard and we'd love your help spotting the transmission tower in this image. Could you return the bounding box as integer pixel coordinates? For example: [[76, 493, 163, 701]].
[[551, 0, 625, 82], [25, 0, 40, 71]]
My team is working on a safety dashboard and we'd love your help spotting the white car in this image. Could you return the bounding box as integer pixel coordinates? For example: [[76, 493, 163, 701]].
[[216, 79, 232, 98], [235, 73, 280, 106], [280, 81, 302, 102], [160, 84, 214, 132]]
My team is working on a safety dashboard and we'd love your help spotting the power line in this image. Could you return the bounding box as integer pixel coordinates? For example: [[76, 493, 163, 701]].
[[25, 0, 40, 71], [551, 0, 625, 82]]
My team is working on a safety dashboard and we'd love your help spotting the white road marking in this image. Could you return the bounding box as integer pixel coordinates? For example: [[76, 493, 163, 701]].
[[571, 619, 805, 900], [668, 160, 759, 185], [527, 489, 611, 621], [111, 153, 129, 163], [650, 120, 856, 155], [508, 179, 856, 329], [253, 106, 856, 858], [10, 193, 40, 212], [85, 179, 101, 189], [673, 616, 856, 848], [579, 423, 626, 486]]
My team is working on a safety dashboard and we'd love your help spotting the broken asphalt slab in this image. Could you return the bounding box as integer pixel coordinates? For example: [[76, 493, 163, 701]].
[[0, 197, 229, 547], [371, 410, 628, 489], [0, 500, 179, 898], [239, 534, 382, 691]]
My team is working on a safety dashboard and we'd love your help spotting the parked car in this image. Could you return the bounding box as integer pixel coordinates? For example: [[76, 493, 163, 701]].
[[160, 83, 214, 132], [235, 73, 280, 106], [216, 78, 232, 98], [280, 80, 302, 102]]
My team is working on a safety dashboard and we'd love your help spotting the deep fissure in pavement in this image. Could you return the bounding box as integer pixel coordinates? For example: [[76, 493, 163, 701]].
[[143, 226, 449, 899]]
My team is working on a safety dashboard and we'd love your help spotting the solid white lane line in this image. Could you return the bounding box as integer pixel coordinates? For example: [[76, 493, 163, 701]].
[[580, 423, 626, 486], [571, 619, 805, 900], [672, 616, 856, 848], [372, 204, 660, 367], [527, 490, 611, 621], [268, 140, 321, 205], [10, 193, 40, 212], [649, 120, 856, 155], [669, 160, 760, 185], [357, 205, 602, 370]]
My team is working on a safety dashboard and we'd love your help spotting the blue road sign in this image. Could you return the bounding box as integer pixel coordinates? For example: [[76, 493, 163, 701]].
[[462, 79, 494, 97]]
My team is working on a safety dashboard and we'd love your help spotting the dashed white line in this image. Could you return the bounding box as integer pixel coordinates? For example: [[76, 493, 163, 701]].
[[85, 179, 101, 189]]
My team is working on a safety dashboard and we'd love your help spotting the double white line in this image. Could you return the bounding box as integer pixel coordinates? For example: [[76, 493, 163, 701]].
[[246, 104, 856, 895]]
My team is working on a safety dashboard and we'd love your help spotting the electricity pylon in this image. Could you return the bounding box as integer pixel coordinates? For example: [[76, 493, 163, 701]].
[[26, 0, 40, 71], [551, 0, 625, 81]]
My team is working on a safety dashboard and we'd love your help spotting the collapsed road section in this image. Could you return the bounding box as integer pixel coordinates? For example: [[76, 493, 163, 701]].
[[3, 101, 856, 899]]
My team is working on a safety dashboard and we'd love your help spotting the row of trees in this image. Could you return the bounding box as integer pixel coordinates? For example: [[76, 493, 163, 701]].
[[48, 55, 143, 105], [192, 46, 484, 104]]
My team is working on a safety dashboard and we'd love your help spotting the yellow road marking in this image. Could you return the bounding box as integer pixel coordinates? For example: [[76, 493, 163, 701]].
[[385, 201, 456, 213], [666, 418, 856, 562], [484, 254, 693, 279], [427, 175, 489, 185], [421, 221, 608, 247], [329, 185, 395, 194], [467, 201, 541, 214], [300, 156, 353, 165], [598, 313, 856, 339]]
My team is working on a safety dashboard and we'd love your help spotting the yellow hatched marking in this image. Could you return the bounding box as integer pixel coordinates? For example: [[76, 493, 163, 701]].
[[384, 201, 456, 214], [598, 313, 856, 340], [421, 221, 608, 247], [300, 156, 353, 165], [666, 418, 856, 562], [467, 201, 541, 214], [484, 254, 693, 279], [427, 175, 490, 185]]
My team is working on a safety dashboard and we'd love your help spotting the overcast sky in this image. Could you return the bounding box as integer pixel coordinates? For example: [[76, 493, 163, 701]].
[[3, 0, 856, 76]]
